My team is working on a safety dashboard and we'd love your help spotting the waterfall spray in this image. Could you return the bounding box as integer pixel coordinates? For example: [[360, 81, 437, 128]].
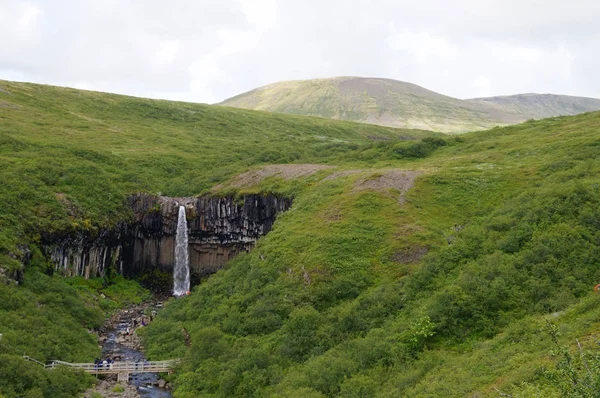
[[173, 205, 190, 296]]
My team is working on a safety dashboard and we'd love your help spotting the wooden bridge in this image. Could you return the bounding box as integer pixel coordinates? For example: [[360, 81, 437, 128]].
[[23, 356, 178, 381]]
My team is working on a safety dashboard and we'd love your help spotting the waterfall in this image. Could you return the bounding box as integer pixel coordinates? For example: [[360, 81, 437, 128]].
[[173, 205, 190, 296]]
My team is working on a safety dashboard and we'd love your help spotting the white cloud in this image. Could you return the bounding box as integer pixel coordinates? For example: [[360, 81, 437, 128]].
[[240, 0, 277, 31], [16, 3, 42, 33], [149, 40, 181, 76], [187, 56, 230, 103], [472, 76, 492, 97], [386, 24, 459, 64], [0, 0, 599, 103]]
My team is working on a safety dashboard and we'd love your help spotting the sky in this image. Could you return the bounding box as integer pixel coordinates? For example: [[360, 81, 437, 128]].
[[1, 0, 599, 104]]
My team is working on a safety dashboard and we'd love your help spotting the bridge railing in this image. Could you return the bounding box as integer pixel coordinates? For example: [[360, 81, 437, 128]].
[[49, 360, 179, 373], [23, 356, 179, 374]]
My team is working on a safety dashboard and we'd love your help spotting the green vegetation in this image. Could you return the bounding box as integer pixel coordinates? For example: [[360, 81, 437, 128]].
[[1, 79, 600, 396], [112, 384, 125, 393], [0, 79, 432, 397], [0, 79, 431, 274], [220, 76, 600, 133], [142, 113, 600, 396], [220, 76, 521, 133], [470, 93, 600, 120], [0, 262, 150, 397], [67, 274, 151, 310]]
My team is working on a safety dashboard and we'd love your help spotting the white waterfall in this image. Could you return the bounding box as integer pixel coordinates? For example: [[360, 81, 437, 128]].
[[173, 205, 190, 296]]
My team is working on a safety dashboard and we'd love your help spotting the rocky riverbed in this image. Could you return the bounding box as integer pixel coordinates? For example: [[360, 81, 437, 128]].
[[85, 301, 171, 398]]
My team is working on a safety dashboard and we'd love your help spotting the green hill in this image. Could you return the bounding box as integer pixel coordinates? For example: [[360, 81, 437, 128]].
[[0, 79, 430, 271], [1, 79, 600, 397], [0, 79, 431, 397], [219, 76, 600, 133]]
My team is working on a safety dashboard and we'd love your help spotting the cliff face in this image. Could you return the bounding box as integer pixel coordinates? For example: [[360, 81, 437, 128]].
[[42, 225, 127, 278], [41, 194, 291, 279]]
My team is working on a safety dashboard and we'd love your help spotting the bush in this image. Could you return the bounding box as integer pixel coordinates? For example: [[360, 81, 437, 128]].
[[280, 306, 323, 361], [392, 137, 447, 158], [112, 384, 125, 392]]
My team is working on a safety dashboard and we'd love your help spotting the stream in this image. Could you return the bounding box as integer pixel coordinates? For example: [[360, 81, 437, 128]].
[[97, 302, 171, 398]]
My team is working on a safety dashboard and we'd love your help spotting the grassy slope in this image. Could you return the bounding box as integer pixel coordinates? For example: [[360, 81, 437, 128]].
[[0, 263, 150, 398], [219, 77, 523, 133], [469, 93, 600, 119], [0, 79, 431, 272], [0, 79, 431, 397], [1, 79, 600, 397], [220, 78, 600, 134], [143, 113, 600, 397]]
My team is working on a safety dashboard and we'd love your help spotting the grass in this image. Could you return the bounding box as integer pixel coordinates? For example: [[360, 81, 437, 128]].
[[1, 79, 600, 397], [142, 113, 600, 397], [0, 265, 149, 398], [221, 78, 600, 134], [0, 79, 434, 273], [220, 77, 521, 133], [220, 77, 528, 133], [0, 79, 432, 398], [112, 384, 125, 392]]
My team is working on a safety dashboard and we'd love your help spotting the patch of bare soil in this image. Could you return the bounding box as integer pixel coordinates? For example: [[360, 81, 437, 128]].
[[353, 170, 420, 203], [392, 246, 429, 264], [215, 164, 334, 190], [0, 100, 20, 109], [322, 169, 363, 181]]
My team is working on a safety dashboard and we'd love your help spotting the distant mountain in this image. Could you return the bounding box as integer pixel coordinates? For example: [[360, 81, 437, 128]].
[[219, 77, 600, 133], [467, 93, 600, 120]]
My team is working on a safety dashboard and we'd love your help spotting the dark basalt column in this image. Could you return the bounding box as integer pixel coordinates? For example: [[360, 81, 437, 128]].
[[41, 193, 291, 279]]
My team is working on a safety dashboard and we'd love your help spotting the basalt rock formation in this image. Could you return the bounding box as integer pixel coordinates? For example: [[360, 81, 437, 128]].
[[41, 194, 291, 279]]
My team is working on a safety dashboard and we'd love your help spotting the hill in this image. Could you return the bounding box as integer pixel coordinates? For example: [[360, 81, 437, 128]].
[[143, 114, 600, 396], [219, 76, 600, 133], [0, 79, 431, 271], [0, 79, 432, 397], [1, 79, 600, 397], [468, 93, 600, 119]]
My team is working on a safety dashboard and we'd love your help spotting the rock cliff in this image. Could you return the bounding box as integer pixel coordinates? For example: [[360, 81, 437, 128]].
[[41, 194, 291, 279]]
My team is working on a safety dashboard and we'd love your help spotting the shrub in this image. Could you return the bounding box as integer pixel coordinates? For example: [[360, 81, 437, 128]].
[[392, 137, 447, 158], [280, 306, 323, 362], [112, 384, 125, 392]]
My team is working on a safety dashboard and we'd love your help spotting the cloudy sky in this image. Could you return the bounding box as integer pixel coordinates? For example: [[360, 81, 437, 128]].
[[2, 0, 599, 103]]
